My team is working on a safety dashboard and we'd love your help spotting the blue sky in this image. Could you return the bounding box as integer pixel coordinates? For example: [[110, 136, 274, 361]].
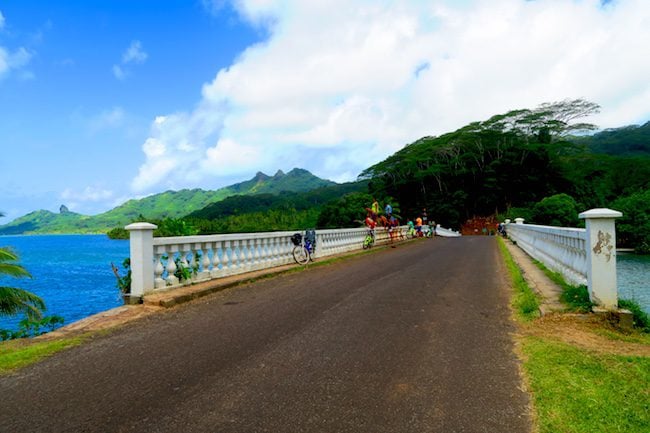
[[1, 0, 649, 223]]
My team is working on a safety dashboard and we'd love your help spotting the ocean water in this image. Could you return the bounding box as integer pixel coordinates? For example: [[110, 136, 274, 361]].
[[0, 234, 128, 332]]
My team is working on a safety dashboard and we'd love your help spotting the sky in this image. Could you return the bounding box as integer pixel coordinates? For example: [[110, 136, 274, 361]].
[[1, 0, 649, 223]]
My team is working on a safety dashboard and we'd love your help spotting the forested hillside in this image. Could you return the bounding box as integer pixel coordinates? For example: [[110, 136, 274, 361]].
[[571, 121, 650, 156], [361, 99, 650, 252], [185, 181, 368, 234]]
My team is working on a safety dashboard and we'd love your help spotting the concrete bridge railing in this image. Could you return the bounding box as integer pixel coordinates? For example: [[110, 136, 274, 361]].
[[125, 224, 408, 299], [505, 208, 622, 310]]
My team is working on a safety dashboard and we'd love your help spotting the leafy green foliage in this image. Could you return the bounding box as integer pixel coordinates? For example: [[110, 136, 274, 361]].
[[0, 315, 65, 341], [111, 258, 131, 294], [154, 218, 198, 237], [0, 246, 45, 320], [612, 189, 650, 253], [317, 192, 374, 228], [532, 193, 581, 227]]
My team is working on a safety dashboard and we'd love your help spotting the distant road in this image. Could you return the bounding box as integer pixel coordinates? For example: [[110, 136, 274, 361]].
[[0, 237, 531, 433]]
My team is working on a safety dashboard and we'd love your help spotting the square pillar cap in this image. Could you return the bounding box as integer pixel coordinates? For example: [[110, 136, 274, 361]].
[[578, 208, 622, 219], [125, 222, 158, 231]]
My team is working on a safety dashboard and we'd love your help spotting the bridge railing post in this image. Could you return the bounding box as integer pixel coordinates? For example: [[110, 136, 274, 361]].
[[578, 208, 622, 310], [126, 222, 158, 299]]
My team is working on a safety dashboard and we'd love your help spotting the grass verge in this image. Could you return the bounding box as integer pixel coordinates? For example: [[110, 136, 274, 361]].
[[531, 259, 593, 312], [0, 336, 86, 375], [523, 336, 650, 433], [531, 258, 650, 332], [498, 238, 650, 433], [497, 237, 540, 320]]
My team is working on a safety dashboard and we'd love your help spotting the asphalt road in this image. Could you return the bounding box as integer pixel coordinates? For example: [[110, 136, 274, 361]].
[[0, 237, 531, 433]]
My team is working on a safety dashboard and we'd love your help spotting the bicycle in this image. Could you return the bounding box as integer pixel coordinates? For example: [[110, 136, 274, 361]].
[[291, 230, 315, 265], [362, 228, 375, 249]]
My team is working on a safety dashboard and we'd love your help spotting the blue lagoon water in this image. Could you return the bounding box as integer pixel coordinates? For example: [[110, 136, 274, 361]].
[[0, 235, 129, 332], [618, 253, 650, 314]]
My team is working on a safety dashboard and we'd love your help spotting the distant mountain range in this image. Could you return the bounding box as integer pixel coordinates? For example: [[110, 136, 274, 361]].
[[571, 121, 650, 156], [0, 168, 336, 235]]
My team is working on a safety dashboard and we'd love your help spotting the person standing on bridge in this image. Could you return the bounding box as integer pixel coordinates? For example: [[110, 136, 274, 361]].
[[371, 198, 380, 221], [384, 202, 392, 217]]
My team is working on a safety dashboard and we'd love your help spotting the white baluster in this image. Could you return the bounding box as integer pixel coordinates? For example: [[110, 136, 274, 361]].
[[239, 240, 250, 272], [256, 237, 263, 268], [154, 246, 166, 289], [166, 246, 179, 287], [211, 241, 222, 278], [222, 241, 231, 276], [180, 245, 191, 285]]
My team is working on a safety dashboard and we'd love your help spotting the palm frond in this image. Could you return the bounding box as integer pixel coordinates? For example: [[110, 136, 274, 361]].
[[0, 263, 32, 278], [0, 247, 32, 278], [0, 247, 19, 262], [0, 286, 45, 319]]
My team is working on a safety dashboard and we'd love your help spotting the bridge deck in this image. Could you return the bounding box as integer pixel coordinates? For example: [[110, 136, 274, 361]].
[[0, 237, 531, 433]]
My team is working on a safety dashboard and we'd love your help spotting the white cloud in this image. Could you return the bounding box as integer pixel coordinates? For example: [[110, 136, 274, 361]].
[[61, 186, 114, 202], [88, 107, 126, 132], [113, 40, 147, 80], [112, 64, 126, 80], [122, 40, 148, 64], [0, 13, 33, 79], [0, 46, 32, 78], [132, 0, 650, 194]]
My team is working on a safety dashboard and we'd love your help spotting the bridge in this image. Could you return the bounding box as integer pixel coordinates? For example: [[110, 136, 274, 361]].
[[126, 207, 622, 310], [0, 235, 531, 432], [0, 208, 624, 432]]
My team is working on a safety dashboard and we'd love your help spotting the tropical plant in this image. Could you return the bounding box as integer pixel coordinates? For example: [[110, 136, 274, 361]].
[[111, 258, 132, 294], [0, 213, 45, 320]]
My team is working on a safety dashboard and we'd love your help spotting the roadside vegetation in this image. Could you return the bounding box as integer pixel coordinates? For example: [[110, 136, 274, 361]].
[[1, 210, 66, 342], [0, 336, 85, 374], [496, 238, 540, 321], [498, 237, 650, 433]]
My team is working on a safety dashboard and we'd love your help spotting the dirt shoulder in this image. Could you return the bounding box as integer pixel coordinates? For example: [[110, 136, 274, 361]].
[[503, 238, 649, 357]]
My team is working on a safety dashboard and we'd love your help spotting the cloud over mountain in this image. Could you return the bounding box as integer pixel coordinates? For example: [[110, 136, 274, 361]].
[[132, 0, 650, 194]]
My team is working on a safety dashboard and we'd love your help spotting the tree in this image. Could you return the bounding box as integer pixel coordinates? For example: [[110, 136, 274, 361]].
[[359, 99, 603, 228], [531, 194, 580, 227], [612, 189, 650, 254], [0, 211, 45, 319], [317, 192, 374, 228]]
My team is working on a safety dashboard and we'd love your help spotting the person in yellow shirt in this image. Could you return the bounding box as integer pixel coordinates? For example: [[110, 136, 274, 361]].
[[371, 198, 380, 221]]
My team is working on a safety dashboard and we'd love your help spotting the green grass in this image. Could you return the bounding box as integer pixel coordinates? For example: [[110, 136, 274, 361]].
[[0, 336, 85, 374], [523, 336, 650, 433], [497, 237, 540, 320], [531, 259, 594, 312]]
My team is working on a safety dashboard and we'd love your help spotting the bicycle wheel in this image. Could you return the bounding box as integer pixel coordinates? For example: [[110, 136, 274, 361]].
[[293, 245, 310, 264]]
